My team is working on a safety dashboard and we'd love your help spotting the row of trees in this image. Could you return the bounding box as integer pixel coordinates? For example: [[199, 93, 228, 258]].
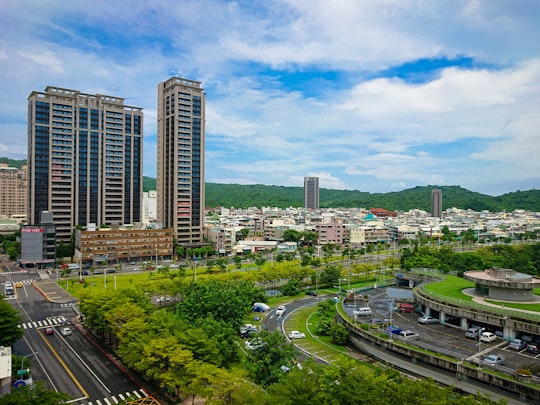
[[401, 242, 540, 276]]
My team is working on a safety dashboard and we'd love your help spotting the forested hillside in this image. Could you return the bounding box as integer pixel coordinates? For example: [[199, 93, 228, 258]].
[[4, 161, 538, 211]]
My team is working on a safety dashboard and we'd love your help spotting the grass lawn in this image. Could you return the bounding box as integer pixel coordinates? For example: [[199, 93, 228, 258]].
[[422, 275, 474, 300]]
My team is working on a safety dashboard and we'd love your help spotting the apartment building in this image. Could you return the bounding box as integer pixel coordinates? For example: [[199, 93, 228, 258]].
[[75, 227, 174, 265], [0, 163, 27, 222], [27, 86, 143, 240], [157, 77, 205, 246]]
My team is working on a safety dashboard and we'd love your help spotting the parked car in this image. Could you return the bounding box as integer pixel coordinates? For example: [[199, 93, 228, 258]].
[[480, 332, 497, 343], [288, 331, 306, 339], [398, 303, 415, 313], [252, 303, 270, 312], [245, 338, 264, 350], [398, 330, 419, 340], [276, 305, 286, 316], [368, 318, 384, 327], [60, 327, 72, 336], [527, 344, 539, 354], [386, 325, 402, 335], [418, 316, 438, 325], [508, 339, 528, 351], [239, 324, 258, 338], [45, 327, 54, 335], [106, 268, 116, 273], [483, 354, 505, 366], [465, 327, 482, 339], [306, 290, 318, 296], [353, 307, 373, 316]]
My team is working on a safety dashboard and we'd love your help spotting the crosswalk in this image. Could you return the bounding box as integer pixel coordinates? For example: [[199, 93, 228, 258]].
[[74, 389, 149, 405], [0, 270, 29, 275], [18, 316, 68, 329]]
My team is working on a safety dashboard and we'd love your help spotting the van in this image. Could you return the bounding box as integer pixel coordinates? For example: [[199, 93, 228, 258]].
[[353, 307, 372, 316], [398, 303, 415, 313], [465, 327, 482, 339]]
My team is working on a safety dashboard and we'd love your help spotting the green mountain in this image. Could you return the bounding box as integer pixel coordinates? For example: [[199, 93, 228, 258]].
[[4, 160, 539, 211]]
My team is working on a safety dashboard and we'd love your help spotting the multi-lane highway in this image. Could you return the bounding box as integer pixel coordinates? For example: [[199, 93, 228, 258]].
[[1, 256, 152, 404]]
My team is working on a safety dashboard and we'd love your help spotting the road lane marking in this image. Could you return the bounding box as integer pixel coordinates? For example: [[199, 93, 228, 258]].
[[104, 398, 112, 405], [39, 329, 89, 398]]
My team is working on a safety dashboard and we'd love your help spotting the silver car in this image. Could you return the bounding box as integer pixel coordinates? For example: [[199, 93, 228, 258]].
[[483, 354, 505, 366]]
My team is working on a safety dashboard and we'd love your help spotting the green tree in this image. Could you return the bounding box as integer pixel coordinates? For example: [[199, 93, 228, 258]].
[[245, 331, 297, 386], [0, 380, 70, 404], [283, 229, 302, 242], [0, 298, 23, 346]]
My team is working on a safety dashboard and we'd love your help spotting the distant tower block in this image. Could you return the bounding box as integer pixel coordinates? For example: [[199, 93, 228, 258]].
[[304, 177, 319, 209], [431, 188, 442, 218]]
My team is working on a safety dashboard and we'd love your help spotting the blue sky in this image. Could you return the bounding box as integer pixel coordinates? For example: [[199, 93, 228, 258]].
[[1, 0, 539, 196]]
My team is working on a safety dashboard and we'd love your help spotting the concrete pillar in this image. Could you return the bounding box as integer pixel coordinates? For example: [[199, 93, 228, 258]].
[[440, 312, 446, 324], [461, 317, 468, 330]]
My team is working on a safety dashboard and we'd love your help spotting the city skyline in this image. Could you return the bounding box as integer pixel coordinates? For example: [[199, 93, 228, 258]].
[[1, 1, 539, 196]]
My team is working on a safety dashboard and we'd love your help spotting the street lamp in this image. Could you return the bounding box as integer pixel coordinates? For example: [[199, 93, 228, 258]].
[[20, 352, 38, 374], [477, 327, 485, 369]]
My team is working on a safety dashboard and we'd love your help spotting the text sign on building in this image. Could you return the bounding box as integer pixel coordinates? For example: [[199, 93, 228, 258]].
[[22, 228, 43, 233]]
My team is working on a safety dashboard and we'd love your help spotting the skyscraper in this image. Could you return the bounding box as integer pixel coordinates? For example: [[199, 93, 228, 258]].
[[431, 188, 443, 218], [157, 77, 205, 246], [304, 177, 320, 209], [27, 86, 143, 240]]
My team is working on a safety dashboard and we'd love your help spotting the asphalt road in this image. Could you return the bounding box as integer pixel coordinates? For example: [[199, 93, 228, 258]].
[[2, 256, 150, 405]]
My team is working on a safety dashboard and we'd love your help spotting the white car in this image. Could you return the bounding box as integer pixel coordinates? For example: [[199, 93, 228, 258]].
[[480, 332, 497, 343], [288, 331, 306, 339], [398, 330, 419, 340], [276, 305, 286, 316], [418, 316, 438, 325], [60, 327, 72, 336]]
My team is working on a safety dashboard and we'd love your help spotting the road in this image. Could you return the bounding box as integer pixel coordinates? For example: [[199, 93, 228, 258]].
[[1, 256, 150, 404]]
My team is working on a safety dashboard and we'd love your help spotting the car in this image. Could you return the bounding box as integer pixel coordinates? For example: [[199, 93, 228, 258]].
[[94, 270, 103, 274], [398, 330, 420, 340], [15, 281, 23, 288], [82, 271, 89, 275], [129, 262, 137, 265], [306, 290, 318, 296], [252, 303, 270, 312], [386, 325, 402, 335], [367, 318, 384, 327], [353, 307, 373, 317], [418, 316, 438, 325], [398, 303, 415, 313], [288, 331, 306, 339], [480, 332, 497, 343], [106, 268, 116, 273], [483, 354, 505, 366], [239, 324, 258, 338], [276, 305, 286, 316], [527, 344, 539, 354], [45, 327, 54, 335], [245, 338, 264, 350], [133, 267, 141, 271], [508, 338, 528, 351], [156, 296, 171, 303], [60, 327, 72, 336], [465, 326, 482, 339]]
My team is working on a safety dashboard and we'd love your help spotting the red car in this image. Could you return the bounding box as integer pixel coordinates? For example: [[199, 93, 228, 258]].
[[45, 327, 54, 335]]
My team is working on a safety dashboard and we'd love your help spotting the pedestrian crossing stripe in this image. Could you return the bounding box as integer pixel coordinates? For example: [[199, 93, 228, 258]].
[[75, 389, 148, 405], [18, 316, 67, 329]]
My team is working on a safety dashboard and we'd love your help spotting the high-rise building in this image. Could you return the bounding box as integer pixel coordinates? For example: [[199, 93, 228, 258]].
[[27, 86, 143, 240], [0, 163, 27, 221], [304, 176, 319, 209], [431, 188, 443, 218], [157, 77, 205, 246]]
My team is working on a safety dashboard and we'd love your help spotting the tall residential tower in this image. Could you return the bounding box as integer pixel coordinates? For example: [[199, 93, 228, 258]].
[[27, 86, 143, 240], [304, 176, 320, 209], [431, 188, 443, 218], [157, 77, 205, 246]]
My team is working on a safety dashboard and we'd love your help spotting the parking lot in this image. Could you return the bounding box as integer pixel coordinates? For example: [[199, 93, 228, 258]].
[[343, 286, 540, 371]]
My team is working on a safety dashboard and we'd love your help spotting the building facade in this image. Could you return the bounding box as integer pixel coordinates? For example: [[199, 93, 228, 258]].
[[27, 86, 143, 240], [431, 188, 443, 218], [304, 176, 320, 209], [157, 77, 205, 246], [20, 211, 56, 269], [75, 227, 174, 265], [0, 163, 27, 222]]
